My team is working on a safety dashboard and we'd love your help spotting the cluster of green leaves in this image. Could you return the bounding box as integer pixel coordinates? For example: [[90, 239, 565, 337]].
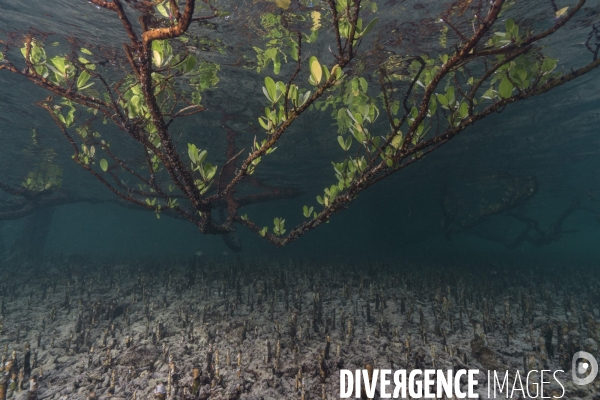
[[54, 100, 77, 128], [241, 0, 381, 229], [273, 217, 286, 236], [316, 184, 340, 207], [122, 82, 148, 119], [258, 225, 268, 237], [259, 76, 312, 131], [79, 143, 96, 165], [150, 39, 220, 106], [260, 77, 287, 125], [155, 1, 173, 20], [152, 40, 174, 68], [302, 205, 315, 218], [90, 36, 220, 178], [315, 76, 375, 134], [435, 85, 469, 127], [344, 101, 379, 146], [259, 56, 345, 134], [143, 194, 178, 219], [247, 139, 277, 175], [114, 77, 164, 172], [21, 164, 63, 192], [473, 20, 558, 103], [333, 156, 367, 187], [20, 41, 95, 93], [187, 143, 217, 194], [144, 197, 164, 218], [308, 56, 344, 87], [72, 124, 107, 169], [250, 0, 380, 77], [381, 57, 440, 137], [73, 125, 108, 172], [253, 13, 297, 74], [306, 84, 383, 216], [488, 18, 525, 48], [481, 54, 558, 101], [252, 9, 321, 75]]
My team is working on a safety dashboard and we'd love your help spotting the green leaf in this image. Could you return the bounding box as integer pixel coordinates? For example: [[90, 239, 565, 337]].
[[130, 95, 142, 113], [499, 77, 514, 99], [78, 57, 95, 70], [555, 6, 569, 18], [273, 217, 286, 236], [99, 159, 108, 172], [303, 205, 314, 218], [359, 77, 368, 93], [32, 47, 46, 65], [300, 91, 311, 106], [80, 48, 93, 55], [50, 56, 67, 75], [436, 93, 448, 106], [391, 133, 403, 149], [191, 92, 202, 105], [481, 87, 495, 100], [258, 116, 270, 130], [337, 135, 351, 151], [272, 52, 281, 74], [359, 17, 379, 38], [183, 54, 197, 73], [198, 150, 208, 165], [541, 58, 557, 74], [156, 1, 170, 18], [275, 81, 286, 103], [188, 143, 198, 163], [428, 97, 437, 117], [309, 56, 322, 85], [33, 65, 48, 78], [446, 87, 455, 104], [77, 71, 91, 89], [203, 163, 217, 180], [459, 102, 469, 118], [505, 19, 515, 35], [264, 76, 277, 103], [152, 50, 163, 68]]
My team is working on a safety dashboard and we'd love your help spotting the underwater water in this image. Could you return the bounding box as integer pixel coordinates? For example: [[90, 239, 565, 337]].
[[0, 0, 599, 399]]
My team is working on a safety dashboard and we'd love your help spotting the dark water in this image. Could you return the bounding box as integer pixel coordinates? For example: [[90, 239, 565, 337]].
[[0, 0, 599, 265]]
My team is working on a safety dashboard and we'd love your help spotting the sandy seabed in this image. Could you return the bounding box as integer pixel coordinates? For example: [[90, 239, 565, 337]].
[[0, 257, 599, 399]]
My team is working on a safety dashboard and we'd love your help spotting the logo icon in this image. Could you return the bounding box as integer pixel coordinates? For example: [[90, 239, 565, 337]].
[[572, 351, 598, 385]]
